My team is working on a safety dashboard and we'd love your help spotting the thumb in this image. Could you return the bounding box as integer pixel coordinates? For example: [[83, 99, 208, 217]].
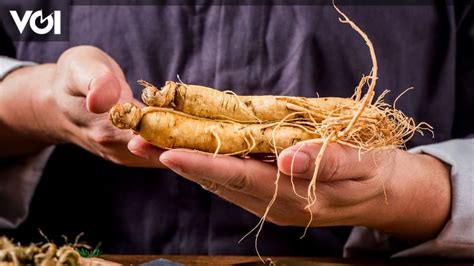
[[86, 72, 122, 113], [59, 46, 122, 113], [277, 143, 377, 181]]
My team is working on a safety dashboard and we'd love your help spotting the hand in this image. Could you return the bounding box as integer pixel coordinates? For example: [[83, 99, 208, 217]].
[[0, 46, 162, 167], [130, 138, 451, 243]]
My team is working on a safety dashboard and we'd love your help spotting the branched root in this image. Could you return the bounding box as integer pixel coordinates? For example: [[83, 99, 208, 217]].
[[238, 4, 430, 262], [109, 4, 432, 263]]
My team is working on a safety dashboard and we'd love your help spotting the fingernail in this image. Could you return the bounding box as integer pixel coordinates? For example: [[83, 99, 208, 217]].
[[128, 140, 150, 159], [281, 150, 310, 174], [129, 148, 150, 159], [159, 152, 183, 173], [198, 179, 218, 192]]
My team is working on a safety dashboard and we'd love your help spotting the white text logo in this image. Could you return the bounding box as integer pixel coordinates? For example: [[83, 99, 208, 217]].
[[9, 10, 61, 35]]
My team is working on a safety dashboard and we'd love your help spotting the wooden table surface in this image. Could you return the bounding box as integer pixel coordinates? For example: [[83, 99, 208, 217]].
[[100, 255, 474, 266]]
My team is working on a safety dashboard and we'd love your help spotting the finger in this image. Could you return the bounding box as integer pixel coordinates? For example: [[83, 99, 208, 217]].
[[199, 181, 310, 227], [60, 46, 122, 113], [158, 149, 280, 199], [196, 180, 269, 218], [87, 72, 122, 113], [128, 135, 164, 160], [278, 143, 379, 181], [105, 144, 163, 168], [158, 150, 312, 226]]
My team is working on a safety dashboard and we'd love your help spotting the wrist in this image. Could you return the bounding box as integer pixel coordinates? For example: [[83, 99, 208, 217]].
[[0, 63, 64, 156], [375, 152, 451, 243]]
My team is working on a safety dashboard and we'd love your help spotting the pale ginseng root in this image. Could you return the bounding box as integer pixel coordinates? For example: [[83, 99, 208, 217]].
[[109, 103, 320, 156], [137, 79, 413, 150], [238, 4, 431, 262], [108, 101, 421, 156], [109, 78, 427, 261], [139, 80, 383, 123], [109, 5, 432, 262]]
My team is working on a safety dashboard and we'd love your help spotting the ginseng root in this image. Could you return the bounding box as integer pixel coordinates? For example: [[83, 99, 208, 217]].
[[108, 4, 432, 262], [140, 80, 382, 123], [109, 103, 319, 155]]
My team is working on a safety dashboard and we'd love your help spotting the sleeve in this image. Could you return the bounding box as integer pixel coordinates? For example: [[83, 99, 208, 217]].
[[0, 147, 54, 228], [0, 56, 36, 80], [0, 56, 54, 228], [344, 138, 474, 258]]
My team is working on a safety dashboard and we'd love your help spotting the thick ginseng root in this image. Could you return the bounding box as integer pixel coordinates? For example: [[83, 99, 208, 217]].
[[105, 3, 434, 264], [140, 80, 382, 123], [109, 103, 319, 155]]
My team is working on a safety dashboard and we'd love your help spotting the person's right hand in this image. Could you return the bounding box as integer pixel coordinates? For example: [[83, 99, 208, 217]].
[[0, 46, 163, 167]]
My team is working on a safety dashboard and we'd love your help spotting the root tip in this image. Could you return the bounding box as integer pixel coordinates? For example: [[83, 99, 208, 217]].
[[140, 80, 177, 107], [109, 103, 142, 130]]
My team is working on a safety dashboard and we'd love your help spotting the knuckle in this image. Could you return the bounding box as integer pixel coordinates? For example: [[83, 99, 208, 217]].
[[59, 46, 103, 62], [265, 199, 310, 227], [225, 161, 253, 193], [321, 148, 343, 181], [90, 130, 117, 146], [59, 47, 111, 79], [57, 47, 76, 63], [227, 172, 249, 191], [199, 179, 220, 193]]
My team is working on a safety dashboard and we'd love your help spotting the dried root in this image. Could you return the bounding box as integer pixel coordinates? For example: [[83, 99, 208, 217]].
[[0, 234, 116, 266], [108, 4, 431, 262]]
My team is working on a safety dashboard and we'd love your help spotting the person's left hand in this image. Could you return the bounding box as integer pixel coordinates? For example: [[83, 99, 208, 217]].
[[129, 136, 451, 243]]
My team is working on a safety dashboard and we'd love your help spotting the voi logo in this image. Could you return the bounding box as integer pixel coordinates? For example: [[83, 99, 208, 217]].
[[9, 10, 61, 35]]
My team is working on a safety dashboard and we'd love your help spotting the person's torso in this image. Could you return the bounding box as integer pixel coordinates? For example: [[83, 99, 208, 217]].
[[1, 2, 467, 256]]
